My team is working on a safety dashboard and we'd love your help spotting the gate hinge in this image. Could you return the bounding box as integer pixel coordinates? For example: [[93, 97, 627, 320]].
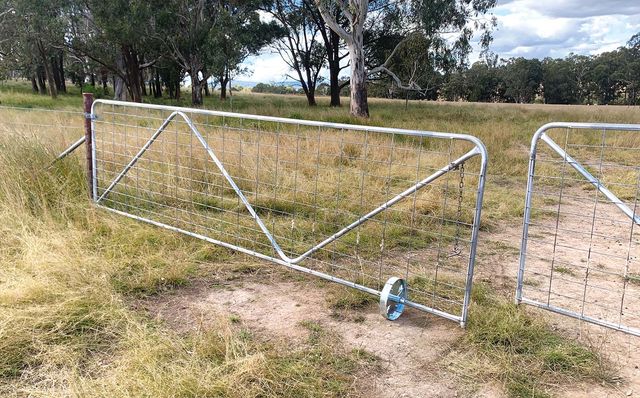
[[84, 112, 98, 120]]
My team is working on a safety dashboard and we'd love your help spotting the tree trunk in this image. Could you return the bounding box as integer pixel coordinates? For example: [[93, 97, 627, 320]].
[[114, 78, 126, 100], [37, 68, 47, 95], [220, 80, 227, 100], [306, 89, 317, 106], [219, 71, 228, 100], [203, 79, 210, 97], [50, 55, 64, 93], [140, 68, 147, 97], [154, 69, 162, 98], [167, 82, 174, 99], [30, 75, 38, 93], [58, 53, 66, 93], [101, 70, 108, 94], [37, 40, 57, 99], [43, 61, 58, 99], [121, 45, 142, 102], [50, 51, 66, 93], [114, 53, 127, 100], [328, 30, 341, 107], [329, 59, 341, 107], [191, 70, 203, 105], [348, 38, 368, 117], [191, 80, 203, 105]]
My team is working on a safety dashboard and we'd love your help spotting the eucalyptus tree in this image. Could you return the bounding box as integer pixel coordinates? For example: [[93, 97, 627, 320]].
[[158, 0, 278, 105], [541, 58, 578, 104], [566, 54, 594, 104], [589, 51, 623, 105], [155, 0, 217, 105], [303, 0, 347, 107], [314, 0, 371, 116], [500, 57, 543, 103], [64, 0, 161, 102], [268, 0, 326, 106], [315, 0, 496, 117], [1, 0, 70, 98], [208, 2, 282, 101], [613, 36, 640, 105]]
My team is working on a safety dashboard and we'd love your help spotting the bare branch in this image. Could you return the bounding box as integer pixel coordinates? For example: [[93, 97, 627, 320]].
[[314, 0, 352, 44]]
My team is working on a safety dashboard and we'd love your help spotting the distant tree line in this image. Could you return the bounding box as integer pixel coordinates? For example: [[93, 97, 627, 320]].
[[437, 35, 640, 105], [252, 83, 301, 95], [0, 0, 499, 117], [0, 0, 637, 112]]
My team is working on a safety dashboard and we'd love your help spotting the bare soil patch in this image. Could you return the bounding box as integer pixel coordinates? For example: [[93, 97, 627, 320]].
[[139, 274, 468, 397]]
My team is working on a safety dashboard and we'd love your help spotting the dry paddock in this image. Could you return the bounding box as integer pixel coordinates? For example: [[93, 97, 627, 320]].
[[0, 97, 639, 397]]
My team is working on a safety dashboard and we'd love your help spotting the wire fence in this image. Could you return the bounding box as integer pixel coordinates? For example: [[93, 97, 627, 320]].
[[0, 105, 85, 146], [517, 123, 640, 336], [89, 100, 487, 325]]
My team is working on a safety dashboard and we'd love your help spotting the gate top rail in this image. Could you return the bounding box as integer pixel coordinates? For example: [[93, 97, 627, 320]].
[[530, 122, 640, 153]]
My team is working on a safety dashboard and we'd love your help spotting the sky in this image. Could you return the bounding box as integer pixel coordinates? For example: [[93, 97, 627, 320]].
[[238, 0, 640, 83]]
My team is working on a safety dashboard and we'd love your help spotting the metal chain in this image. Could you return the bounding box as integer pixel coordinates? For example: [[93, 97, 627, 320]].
[[449, 162, 465, 257]]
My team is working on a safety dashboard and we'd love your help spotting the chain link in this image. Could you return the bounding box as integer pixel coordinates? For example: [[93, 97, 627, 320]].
[[449, 163, 465, 257]]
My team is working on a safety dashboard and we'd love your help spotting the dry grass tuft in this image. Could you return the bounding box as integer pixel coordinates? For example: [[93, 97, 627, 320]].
[[0, 126, 372, 396]]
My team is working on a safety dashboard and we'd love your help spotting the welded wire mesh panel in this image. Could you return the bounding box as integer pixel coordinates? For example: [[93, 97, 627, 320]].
[[0, 106, 84, 147], [517, 123, 640, 336], [91, 100, 487, 325]]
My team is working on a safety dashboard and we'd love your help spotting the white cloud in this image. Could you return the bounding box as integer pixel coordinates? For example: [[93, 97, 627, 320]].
[[242, 2, 640, 82], [239, 52, 291, 83], [497, 0, 640, 18], [484, 0, 640, 60]]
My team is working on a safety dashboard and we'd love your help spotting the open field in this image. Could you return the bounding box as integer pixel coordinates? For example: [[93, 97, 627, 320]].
[[1, 81, 640, 397]]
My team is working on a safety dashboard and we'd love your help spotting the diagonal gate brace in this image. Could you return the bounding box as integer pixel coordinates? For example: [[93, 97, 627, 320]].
[[541, 133, 640, 225], [96, 110, 482, 266]]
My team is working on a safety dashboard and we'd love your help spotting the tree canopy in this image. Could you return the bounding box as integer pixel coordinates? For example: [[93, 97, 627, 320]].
[[1, 0, 638, 109]]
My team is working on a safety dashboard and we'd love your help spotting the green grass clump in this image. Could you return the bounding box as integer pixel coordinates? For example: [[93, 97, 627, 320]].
[[460, 292, 615, 398], [626, 274, 640, 286], [71, 319, 376, 397], [327, 288, 377, 311]]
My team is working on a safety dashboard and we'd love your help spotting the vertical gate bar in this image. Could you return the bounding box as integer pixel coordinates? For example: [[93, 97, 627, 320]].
[[547, 129, 571, 306], [516, 126, 546, 304], [83, 93, 94, 199], [461, 141, 488, 327]]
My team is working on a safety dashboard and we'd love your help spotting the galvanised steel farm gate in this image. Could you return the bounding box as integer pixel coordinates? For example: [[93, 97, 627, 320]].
[[88, 100, 488, 326], [517, 122, 640, 336]]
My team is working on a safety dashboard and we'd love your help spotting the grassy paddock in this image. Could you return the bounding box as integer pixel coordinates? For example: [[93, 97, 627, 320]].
[[1, 81, 637, 397]]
